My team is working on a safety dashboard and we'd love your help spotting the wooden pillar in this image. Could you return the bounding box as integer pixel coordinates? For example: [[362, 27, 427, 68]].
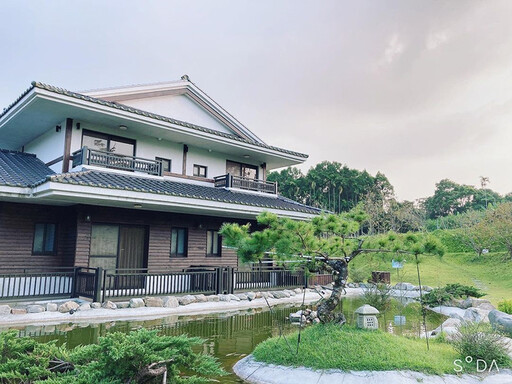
[[62, 118, 73, 173], [182, 144, 188, 175], [261, 162, 267, 181]]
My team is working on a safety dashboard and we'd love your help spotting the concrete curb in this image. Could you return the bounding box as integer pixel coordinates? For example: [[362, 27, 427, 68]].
[[233, 355, 512, 384]]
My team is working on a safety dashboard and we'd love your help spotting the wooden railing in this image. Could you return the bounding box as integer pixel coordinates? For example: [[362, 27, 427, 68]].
[[214, 173, 278, 194], [72, 146, 162, 176]]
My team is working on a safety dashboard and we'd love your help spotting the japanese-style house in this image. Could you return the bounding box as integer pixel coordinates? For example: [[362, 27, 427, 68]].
[[0, 76, 320, 300]]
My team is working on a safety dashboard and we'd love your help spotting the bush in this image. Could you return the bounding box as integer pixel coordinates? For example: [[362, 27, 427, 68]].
[[452, 322, 511, 366], [349, 266, 370, 283], [363, 283, 392, 311], [498, 300, 512, 314], [421, 283, 484, 307]]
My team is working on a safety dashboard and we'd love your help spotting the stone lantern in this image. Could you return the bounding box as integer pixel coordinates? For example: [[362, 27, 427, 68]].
[[354, 305, 380, 330]]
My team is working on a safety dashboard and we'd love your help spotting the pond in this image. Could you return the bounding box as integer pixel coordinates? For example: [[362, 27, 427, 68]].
[[5, 297, 446, 383]]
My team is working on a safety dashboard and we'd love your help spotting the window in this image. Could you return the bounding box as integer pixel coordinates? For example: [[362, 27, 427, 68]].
[[156, 157, 171, 173], [193, 164, 207, 178], [82, 130, 135, 157], [33, 223, 57, 254], [206, 230, 221, 257], [226, 160, 258, 179], [170, 228, 188, 257]]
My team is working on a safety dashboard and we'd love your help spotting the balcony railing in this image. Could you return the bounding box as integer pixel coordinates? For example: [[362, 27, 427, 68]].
[[72, 146, 162, 176], [214, 173, 278, 194]]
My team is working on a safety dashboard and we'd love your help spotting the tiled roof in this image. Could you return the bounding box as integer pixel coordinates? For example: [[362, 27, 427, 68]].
[[0, 149, 54, 187], [0, 82, 308, 159], [45, 170, 322, 215]]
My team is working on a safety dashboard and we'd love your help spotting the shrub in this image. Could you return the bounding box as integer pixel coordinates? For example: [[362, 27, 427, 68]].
[[452, 322, 511, 366], [444, 283, 485, 298], [421, 288, 452, 307], [421, 283, 484, 307], [363, 283, 392, 311], [498, 300, 512, 314], [349, 266, 369, 283]]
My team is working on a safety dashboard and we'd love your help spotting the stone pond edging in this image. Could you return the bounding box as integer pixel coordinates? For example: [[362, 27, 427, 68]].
[[233, 355, 512, 384]]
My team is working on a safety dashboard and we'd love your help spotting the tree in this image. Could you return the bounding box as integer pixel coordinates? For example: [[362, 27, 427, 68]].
[[220, 210, 444, 324], [454, 209, 492, 257], [486, 202, 512, 259]]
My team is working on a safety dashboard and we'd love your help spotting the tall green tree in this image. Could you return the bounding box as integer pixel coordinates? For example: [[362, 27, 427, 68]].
[[220, 211, 444, 324]]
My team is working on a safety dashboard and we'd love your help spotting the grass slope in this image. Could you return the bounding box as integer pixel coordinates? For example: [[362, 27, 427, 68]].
[[253, 324, 459, 374], [350, 252, 512, 305]]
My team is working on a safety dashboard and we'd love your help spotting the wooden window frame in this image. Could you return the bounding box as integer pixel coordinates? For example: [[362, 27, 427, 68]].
[[156, 157, 171, 173], [81, 129, 136, 156], [170, 227, 188, 258], [226, 160, 259, 179], [193, 164, 208, 178], [32, 223, 57, 255], [206, 230, 222, 257]]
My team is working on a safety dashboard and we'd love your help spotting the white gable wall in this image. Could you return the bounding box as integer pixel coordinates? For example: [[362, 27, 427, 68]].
[[23, 119, 66, 173], [120, 94, 235, 136]]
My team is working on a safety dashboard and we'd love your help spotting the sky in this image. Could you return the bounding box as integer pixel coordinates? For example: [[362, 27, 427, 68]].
[[2, 1, 512, 201]]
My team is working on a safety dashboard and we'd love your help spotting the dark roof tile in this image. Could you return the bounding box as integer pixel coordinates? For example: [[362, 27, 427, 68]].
[[0, 149, 55, 187]]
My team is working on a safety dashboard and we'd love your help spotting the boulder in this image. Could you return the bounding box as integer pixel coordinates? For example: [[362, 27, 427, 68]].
[[463, 307, 490, 323], [178, 295, 196, 305], [294, 288, 302, 294], [129, 298, 145, 308], [102, 301, 117, 310], [11, 307, 27, 315], [289, 310, 302, 323], [228, 294, 240, 301], [144, 297, 163, 307], [394, 283, 415, 291], [235, 293, 248, 300], [310, 310, 318, 319], [272, 291, 289, 299], [194, 294, 208, 303], [430, 318, 462, 340], [27, 305, 45, 313], [115, 302, 130, 309], [255, 292, 262, 298], [0, 305, 11, 315], [451, 298, 471, 309], [58, 301, 80, 313], [218, 294, 231, 302], [285, 289, 296, 297], [489, 309, 512, 335], [207, 295, 220, 302], [45, 303, 58, 312], [477, 302, 495, 311], [91, 302, 101, 309], [246, 292, 256, 301], [162, 296, 179, 308], [78, 303, 91, 311], [262, 292, 273, 299]]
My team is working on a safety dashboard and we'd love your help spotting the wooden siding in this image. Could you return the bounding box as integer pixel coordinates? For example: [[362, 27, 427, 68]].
[[0, 202, 76, 270]]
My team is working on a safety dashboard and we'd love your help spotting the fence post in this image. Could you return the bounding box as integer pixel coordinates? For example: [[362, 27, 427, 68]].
[[71, 267, 80, 298], [229, 267, 235, 294], [92, 267, 103, 303], [304, 270, 309, 289]]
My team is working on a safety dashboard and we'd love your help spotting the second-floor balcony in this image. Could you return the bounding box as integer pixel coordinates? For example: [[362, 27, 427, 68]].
[[72, 146, 163, 176], [214, 174, 278, 195]]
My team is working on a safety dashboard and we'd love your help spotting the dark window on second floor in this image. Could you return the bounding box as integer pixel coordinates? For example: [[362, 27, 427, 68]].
[[33, 223, 57, 255], [82, 129, 136, 157], [170, 227, 188, 257], [156, 157, 171, 173], [206, 230, 221, 257], [226, 160, 258, 179], [193, 164, 207, 178]]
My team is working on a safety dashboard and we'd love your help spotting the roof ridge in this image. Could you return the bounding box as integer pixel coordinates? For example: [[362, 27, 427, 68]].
[[0, 148, 36, 157]]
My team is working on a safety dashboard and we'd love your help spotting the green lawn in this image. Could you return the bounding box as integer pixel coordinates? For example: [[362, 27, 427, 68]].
[[253, 324, 460, 374], [350, 252, 512, 305]]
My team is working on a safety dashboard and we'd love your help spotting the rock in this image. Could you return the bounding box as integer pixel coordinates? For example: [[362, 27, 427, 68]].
[[178, 295, 196, 305], [421, 285, 433, 292], [489, 309, 512, 335], [129, 298, 145, 308], [162, 296, 179, 308], [313, 318, 321, 324], [477, 302, 495, 311], [272, 291, 289, 299], [58, 301, 80, 313], [218, 294, 231, 302], [470, 298, 493, 308], [255, 292, 262, 298], [285, 289, 296, 296], [46, 303, 58, 312], [207, 295, 220, 302], [144, 297, 164, 307], [27, 305, 45, 313], [430, 318, 462, 340], [289, 311, 302, 323], [246, 292, 256, 301], [463, 307, 490, 323], [310, 310, 318, 319], [194, 294, 208, 303], [451, 298, 471, 309], [102, 301, 117, 309], [262, 291, 273, 299], [11, 307, 27, 315], [91, 302, 101, 309], [0, 305, 11, 315], [294, 288, 302, 294], [228, 294, 240, 301], [78, 303, 91, 311], [394, 282, 415, 291], [235, 293, 248, 300], [115, 301, 130, 309]]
